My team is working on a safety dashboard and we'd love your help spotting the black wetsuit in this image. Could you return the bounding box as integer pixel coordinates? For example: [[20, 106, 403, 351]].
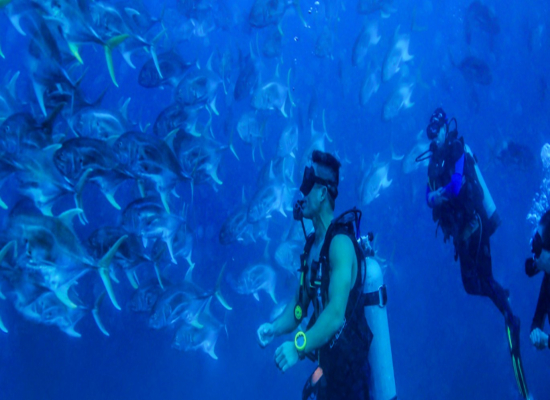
[[531, 273, 550, 348], [427, 136, 513, 321], [300, 217, 372, 400]]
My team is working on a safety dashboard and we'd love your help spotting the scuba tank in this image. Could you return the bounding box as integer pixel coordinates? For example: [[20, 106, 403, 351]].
[[464, 144, 497, 220], [360, 239, 397, 400]]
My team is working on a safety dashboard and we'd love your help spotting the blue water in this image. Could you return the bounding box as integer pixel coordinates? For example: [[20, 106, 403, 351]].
[[0, 0, 549, 399]]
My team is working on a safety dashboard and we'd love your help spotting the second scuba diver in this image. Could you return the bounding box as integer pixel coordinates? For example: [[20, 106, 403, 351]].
[[256, 150, 397, 400], [418, 108, 529, 399], [526, 210, 550, 350]]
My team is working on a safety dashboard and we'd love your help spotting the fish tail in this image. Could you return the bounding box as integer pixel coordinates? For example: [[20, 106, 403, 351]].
[[215, 263, 232, 310], [97, 235, 128, 310], [92, 291, 110, 337], [104, 34, 130, 87]]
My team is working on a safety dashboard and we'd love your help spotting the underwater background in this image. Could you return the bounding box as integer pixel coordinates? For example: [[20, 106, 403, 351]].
[[0, 0, 549, 399]]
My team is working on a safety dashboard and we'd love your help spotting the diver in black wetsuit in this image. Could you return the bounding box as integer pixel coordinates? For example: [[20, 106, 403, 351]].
[[526, 210, 550, 350], [256, 150, 378, 400], [418, 108, 529, 399]]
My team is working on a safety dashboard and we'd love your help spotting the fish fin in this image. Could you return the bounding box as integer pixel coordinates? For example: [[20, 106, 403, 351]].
[[103, 191, 121, 210], [293, 0, 308, 28], [137, 180, 146, 198], [208, 96, 219, 116], [9, 13, 27, 36], [382, 177, 392, 188], [68, 42, 83, 64], [32, 80, 47, 117], [166, 237, 178, 265], [7, 71, 19, 98], [92, 292, 110, 337], [58, 208, 84, 227], [0, 241, 15, 265], [229, 128, 239, 161], [185, 263, 195, 283], [164, 129, 178, 151], [154, 263, 165, 289], [280, 99, 287, 118], [0, 313, 7, 334], [55, 282, 79, 309], [62, 325, 82, 338], [210, 168, 223, 185], [119, 98, 131, 121], [104, 34, 130, 87], [215, 263, 232, 310], [97, 235, 128, 311], [160, 190, 171, 214], [253, 292, 260, 301], [125, 270, 139, 289]]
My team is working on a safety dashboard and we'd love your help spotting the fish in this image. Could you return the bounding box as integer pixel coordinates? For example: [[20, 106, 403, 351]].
[[495, 141, 535, 171], [232, 263, 278, 303], [172, 132, 228, 188], [262, 28, 283, 59], [151, 223, 194, 271], [402, 130, 430, 174], [464, 1, 500, 45], [174, 64, 222, 114], [172, 297, 224, 359], [152, 103, 197, 138], [129, 281, 164, 313], [120, 197, 184, 264], [274, 239, 302, 275], [357, 157, 392, 205], [382, 83, 414, 121], [138, 52, 193, 89], [234, 52, 260, 101], [0, 105, 63, 156], [14, 146, 84, 217], [357, 0, 396, 18], [454, 56, 492, 85], [69, 105, 132, 143], [88, 227, 148, 289], [352, 22, 381, 67], [53, 137, 129, 211], [314, 24, 335, 59], [360, 66, 381, 106], [247, 165, 293, 223], [249, 0, 289, 28], [382, 26, 413, 82], [251, 81, 289, 117], [113, 131, 189, 213], [277, 123, 299, 159], [8, 201, 127, 310], [237, 111, 266, 162], [15, 290, 86, 337], [149, 264, 230, 329]]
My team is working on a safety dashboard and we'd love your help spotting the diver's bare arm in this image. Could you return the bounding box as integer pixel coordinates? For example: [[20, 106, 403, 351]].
[[302, 234, 353, 353], [272, 284, 309, 336]]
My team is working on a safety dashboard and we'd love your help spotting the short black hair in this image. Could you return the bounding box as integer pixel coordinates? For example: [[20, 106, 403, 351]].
[[540, 210, 550, 246], [312, 150, 341, 209]]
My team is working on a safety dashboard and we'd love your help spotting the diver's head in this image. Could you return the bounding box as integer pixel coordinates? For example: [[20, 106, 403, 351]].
[[299, 151, 340, 219], [427, 107, 448, 146], [528, 210, 550, 276]]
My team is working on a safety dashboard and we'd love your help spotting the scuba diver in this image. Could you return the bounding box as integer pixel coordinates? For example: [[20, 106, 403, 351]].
[[257, 150, 396, 400], [418, 108, 529, 399], [526, 210, 550, 350]]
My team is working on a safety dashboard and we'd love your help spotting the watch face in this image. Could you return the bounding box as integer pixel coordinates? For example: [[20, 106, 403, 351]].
[[294, 305, 302, 320]]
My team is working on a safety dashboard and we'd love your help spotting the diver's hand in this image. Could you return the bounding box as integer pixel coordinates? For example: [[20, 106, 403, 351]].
[[530, 328, 549, 350], [428, 187, 448, 206], [257, 323, 275, 348], [274, 341, 299, 373]]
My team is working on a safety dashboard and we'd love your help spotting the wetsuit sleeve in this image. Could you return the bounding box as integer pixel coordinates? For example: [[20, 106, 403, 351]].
[[531, 273, 550, 332], [426, 185, 433, 208], [442, 153, 465, 199]]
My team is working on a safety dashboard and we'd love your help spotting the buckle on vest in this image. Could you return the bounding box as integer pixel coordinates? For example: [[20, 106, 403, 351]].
[[377, 285, 387, 308]]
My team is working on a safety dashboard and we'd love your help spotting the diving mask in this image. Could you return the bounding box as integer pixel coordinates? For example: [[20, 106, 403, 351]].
[[299, 166, 338, 199]]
